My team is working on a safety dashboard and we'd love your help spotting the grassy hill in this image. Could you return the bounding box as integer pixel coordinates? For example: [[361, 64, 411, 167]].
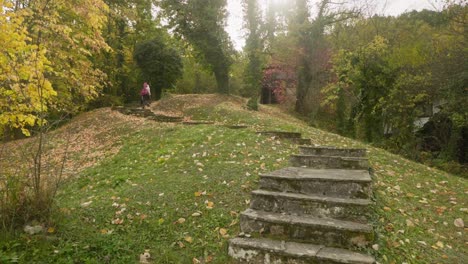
[[1, 94, 466, 263]]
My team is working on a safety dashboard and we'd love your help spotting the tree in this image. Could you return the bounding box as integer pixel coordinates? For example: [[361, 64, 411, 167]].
[[133, 36, 183, 99], [160, 0, 233, 94], [242, 0, 264, 100], [0, 0, 54, 136], [292, 0, 357, 115], [98, 0, 161, 102], [11, 0, 110, 115]]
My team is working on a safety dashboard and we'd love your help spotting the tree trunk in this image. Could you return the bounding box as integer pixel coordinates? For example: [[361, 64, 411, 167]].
[[295, 61, 312, 114], [214, 68, 230, 94]]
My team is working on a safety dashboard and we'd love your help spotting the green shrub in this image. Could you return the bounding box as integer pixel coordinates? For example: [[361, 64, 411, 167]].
[[246, 96, 258, 111], [87, 94, 124, 109]]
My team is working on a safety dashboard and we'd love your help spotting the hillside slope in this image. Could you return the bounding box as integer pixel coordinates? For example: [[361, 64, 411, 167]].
[[1, 94, 466, 263]]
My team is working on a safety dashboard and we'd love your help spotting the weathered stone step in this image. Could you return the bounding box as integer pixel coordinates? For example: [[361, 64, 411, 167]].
[[259, 167, 372, 199], [257, 131, 302, 139], [148, 114, 183, 123], [290, 155, 369, 170], [299, 146, 367, 158], [250, 190, 371, 223], [240, 209, 373, 248], [229, 237, 375, 264], [182, 120, 215, 125], [289, 138, 312, 145], [225, 124, 249, 129]]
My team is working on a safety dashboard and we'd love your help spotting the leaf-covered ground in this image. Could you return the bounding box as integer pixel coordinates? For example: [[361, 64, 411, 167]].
[[1, 94, 466, 263]]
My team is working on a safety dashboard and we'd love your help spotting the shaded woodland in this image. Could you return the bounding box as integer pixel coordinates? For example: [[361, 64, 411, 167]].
[[1, 0, 466, 169]]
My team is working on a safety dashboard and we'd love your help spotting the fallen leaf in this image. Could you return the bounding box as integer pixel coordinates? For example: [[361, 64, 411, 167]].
[[219, 228, 228, 237], [184, 236, 193, 243], [454, 218, 464, 228], [436, 241, 444, 248], [176, 218, 186, 224], [81, 201, 92, 208], [111, 218, 124, 225], [47, 227, 55, 233]]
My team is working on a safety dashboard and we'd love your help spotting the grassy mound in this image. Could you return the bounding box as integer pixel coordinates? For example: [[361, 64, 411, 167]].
[[1, 95, 466, 263]]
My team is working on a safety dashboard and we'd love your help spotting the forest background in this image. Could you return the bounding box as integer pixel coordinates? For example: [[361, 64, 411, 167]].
[[1, 0, 466, 174]]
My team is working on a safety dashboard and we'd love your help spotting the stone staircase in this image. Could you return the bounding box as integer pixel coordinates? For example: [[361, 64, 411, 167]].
[[112, 106, 183, 123], [256, 131, 312, 145], [228, 146, 375, 264]]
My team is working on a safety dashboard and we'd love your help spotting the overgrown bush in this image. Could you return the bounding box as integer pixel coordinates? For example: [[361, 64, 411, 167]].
[[87, 94, 124, 109], [0, 128, 69, 231], [246, 96, 258, 111]]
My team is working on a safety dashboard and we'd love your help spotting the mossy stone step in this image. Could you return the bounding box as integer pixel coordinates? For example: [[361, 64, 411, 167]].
[[182, 120, 215, 125], [229, 237, 375, 264], [290, 155, 369, 170], [148, 114, 183, 123], [257, 131, 302, 139], [250, 190, 371, 223], [240, 209, 373, 248], [290, 138, 312, 145], [259, 168, 372, 199], [299, 146, 367, 158], [225, 124, 249, 129]]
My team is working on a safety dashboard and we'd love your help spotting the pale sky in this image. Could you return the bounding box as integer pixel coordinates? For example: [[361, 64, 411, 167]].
[[226, 0, 438, 50]]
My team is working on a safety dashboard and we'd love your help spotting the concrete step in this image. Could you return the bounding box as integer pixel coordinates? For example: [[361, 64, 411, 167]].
[[229, 237, 375, 264], [148, 114, 183, 123], [257, 131, 302, 139], [299, 146, 367, 158], [290, 138, 312, 145], [182, 120, 215, 125], [290, 155, 369, 170], [259, 167, 372, 199], [250, 190, 371, 223], [240, 209, 373, 248]]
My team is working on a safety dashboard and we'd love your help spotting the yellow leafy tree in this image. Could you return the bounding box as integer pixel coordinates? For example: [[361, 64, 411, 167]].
[[0, 0, 55, 136]]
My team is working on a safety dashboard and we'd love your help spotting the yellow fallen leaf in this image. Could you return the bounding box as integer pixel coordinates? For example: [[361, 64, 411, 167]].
[[219, 228, 228, 236], [100, 229, 107, 234], [47, 227, 55, 233], [194, 192, 202, 197], [454, 218, 464, 228], [184, 236, 193, 243], [383, 207, 391, 212], [176, 218, 186, 224], [206, 201, 214, 209], [406, 219, 415, 227], [436, 241, 444, 248], [230, 211, 238, 217], [158, 218, 165, 224]]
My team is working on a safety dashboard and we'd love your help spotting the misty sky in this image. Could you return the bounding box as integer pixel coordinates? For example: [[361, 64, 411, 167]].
[[226, 0, 438, 50]]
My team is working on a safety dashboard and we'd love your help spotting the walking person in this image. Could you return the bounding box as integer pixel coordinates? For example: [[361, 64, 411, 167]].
[[140, 82, 151, 108]]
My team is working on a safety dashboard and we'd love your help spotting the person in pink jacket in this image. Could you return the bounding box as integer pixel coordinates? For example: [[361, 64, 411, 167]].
[[140, 82, 151, 108]]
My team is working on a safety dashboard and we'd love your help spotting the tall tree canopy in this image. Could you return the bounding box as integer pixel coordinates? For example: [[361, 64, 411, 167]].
[[160, 0, 233, 94], [133, 35, 183, 99], [242, 0, 264, 98]]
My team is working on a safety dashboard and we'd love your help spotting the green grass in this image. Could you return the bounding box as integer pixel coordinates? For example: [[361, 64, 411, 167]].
[[1, 96, 466, 263]]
